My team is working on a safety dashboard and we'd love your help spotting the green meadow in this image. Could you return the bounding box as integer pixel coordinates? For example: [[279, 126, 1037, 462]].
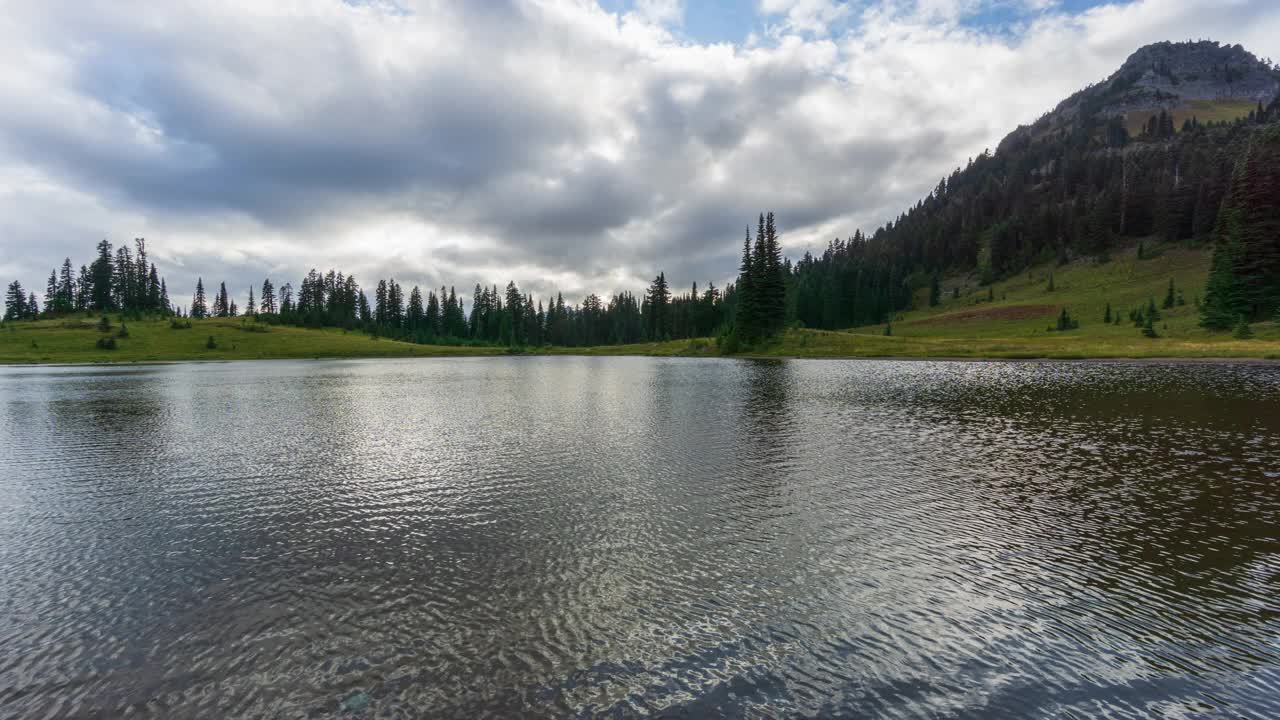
[[1123, 99, 1259, 135], [3, 239, 1277, 365], [0, 316, 504, 364], [748, 239, 1280, 359]]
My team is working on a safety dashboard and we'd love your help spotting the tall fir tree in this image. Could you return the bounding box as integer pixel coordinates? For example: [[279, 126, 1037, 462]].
[[191, 278, 208, 319], [645, 272, 670, 340], [57, 259, 75, 313], [4, 281, 27, 321], [261, 278, 276, 314], [735, 226, 758, 340], [89, 239, 114, 310]]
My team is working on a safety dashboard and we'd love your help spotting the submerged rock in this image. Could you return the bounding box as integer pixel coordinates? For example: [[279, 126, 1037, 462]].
[[341, 691, 371, 713]]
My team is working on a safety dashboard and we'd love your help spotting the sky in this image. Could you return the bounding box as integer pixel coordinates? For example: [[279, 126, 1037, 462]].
[[1, 0, 1278, 310]]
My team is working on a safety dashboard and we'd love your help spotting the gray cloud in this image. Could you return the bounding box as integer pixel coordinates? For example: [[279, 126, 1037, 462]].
[[1, 0, 1278, 308]]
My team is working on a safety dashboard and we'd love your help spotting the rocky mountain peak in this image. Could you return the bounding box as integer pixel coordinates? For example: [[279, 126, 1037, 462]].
[[1099, 40, 1279, 113]]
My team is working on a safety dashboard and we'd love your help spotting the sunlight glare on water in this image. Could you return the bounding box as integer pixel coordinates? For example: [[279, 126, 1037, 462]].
[[1, 357, 1278, 718]]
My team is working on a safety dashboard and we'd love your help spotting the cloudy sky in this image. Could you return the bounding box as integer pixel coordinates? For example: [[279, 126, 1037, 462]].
[[1, 0, 1278, 309]]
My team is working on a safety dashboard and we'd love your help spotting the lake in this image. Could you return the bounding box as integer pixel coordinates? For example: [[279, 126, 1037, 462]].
[[1, 357, 1278, 718]]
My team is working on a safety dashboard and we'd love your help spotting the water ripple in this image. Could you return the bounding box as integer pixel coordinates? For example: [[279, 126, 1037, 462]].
[[1, 357, 1277, 718]]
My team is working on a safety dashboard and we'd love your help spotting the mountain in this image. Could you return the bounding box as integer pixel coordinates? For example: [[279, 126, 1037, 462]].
[[790, 41, 1280, 332], [1013, 41, 1280, 146]]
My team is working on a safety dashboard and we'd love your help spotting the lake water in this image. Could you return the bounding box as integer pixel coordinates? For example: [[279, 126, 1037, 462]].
[[1, 357, 1278, 718]]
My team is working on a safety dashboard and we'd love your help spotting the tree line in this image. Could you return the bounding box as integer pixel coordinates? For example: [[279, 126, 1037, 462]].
[[3, 215, 791, 348], [5, 238, 172, 321]]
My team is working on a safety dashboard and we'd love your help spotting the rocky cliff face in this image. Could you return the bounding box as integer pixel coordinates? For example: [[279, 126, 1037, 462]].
[[1096, 41, 1280, 114], [1000, 41, 1280, 152]]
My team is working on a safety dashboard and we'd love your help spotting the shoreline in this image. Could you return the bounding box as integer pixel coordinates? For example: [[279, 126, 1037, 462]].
[[4, 318, 1278, 367], [5, 350, 1279, 368]]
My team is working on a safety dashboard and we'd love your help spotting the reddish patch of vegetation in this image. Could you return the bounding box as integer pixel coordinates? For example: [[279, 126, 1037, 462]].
[[912, 304, 1056, 326]]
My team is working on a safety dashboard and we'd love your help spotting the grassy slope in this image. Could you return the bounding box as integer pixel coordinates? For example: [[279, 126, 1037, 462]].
[[1123, 100, 1257, 135], [0, 317, 505, 364], [3, 241, 1277, 364], [753, 239, 1280, 359]]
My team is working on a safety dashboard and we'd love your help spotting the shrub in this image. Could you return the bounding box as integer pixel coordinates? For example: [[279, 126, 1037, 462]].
[[1233, 316, 1254, 340], [97, 315, 111, 333], [717, 329, 740, 355], [95, 336, 117, 350], [170, 318, 192, 329], [117, 323, 129, 338], [205, 335, 218, 349], [1051, 307, 1079, 331]]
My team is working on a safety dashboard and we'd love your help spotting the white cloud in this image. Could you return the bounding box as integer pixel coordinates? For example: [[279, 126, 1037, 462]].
[[633, 0, 684, 26], [0, 0, 1278, 310], [760, 0, 852, 35]]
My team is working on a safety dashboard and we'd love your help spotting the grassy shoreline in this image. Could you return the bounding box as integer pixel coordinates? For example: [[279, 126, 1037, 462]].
[[4, 241, 1278, 365], [2, 321, 1277, 365]]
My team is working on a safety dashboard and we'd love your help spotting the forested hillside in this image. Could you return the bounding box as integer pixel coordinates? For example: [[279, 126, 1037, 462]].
[[791, 41, 1280, 331]]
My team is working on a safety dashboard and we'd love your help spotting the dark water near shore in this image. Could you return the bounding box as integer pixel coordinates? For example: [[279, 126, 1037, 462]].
[[1, 357, 1278, 718]]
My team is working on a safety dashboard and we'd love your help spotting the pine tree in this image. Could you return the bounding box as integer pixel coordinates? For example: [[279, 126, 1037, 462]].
[[503, 281, 523, 346], [374, 280, 388, 326], [3, 281, 26, 321], [73, 265, 88, 311], [1055, 307, 1078, 331], [114, 245, 134, 310], [761, 212, 786, 334], [216, 282, 230, 317], [45, 271, 59, 317], [734, 227, 758, 341], [1104, 302, 1112, 324], [1231, 127, 1280, 317], [279, 283, 294, 316], [191, 278, 208, 319], [260, 278, 276, 315], [26, 293, 38, 319], [407, 286, 424, 334], [387, 280, 404, 330], [1200, 216, 1245, 329], [646, 272, 670, 340], [133, 239, 149, 310], [1163, 278, 1176, 309], [447, 287, 462, 338], [58, 259, 75, 313], [148, 264, 162, 310], [89, 239, 114, 310]]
